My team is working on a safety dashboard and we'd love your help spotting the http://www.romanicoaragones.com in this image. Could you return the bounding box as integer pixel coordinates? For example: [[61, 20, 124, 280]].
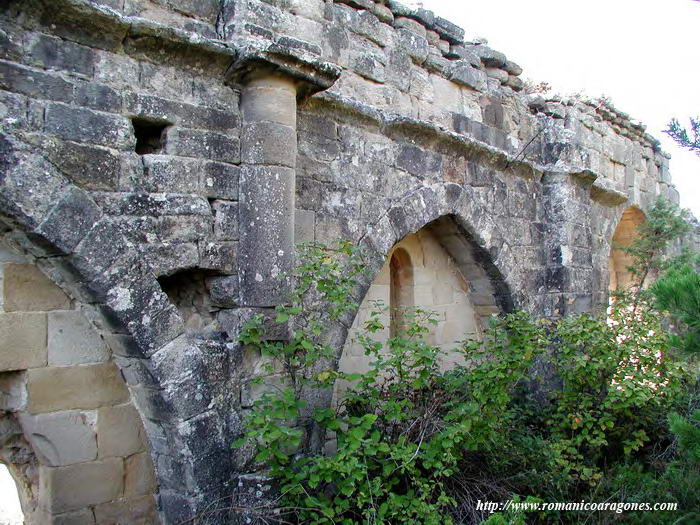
[[477, 499, 678, 514]]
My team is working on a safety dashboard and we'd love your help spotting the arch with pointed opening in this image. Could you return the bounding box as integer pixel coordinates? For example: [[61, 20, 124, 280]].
[[0, 238, 158, 523], [609, 207, 646, 293], [338, 215, 511, 379]]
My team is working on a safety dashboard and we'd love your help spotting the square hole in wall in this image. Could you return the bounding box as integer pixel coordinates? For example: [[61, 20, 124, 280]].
[[132, 118, 170, 155]]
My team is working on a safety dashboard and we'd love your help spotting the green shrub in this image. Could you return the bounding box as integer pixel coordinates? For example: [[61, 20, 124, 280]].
[[598, 406, 700, 525], [233, 241, 692, 524], [651, 262, 700, 356]]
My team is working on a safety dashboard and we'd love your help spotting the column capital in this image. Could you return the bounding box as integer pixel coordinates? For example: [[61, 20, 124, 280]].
[[226, 39, 341, 100]]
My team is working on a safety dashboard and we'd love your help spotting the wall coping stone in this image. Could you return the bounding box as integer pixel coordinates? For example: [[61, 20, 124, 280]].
[[46, 0, 669, 164]]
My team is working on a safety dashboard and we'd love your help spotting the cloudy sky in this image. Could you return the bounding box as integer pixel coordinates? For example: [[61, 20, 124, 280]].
[[416, 0, 700, 216]]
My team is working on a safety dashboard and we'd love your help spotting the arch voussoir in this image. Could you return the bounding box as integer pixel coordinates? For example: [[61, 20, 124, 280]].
[[0, 133, 231, 522]]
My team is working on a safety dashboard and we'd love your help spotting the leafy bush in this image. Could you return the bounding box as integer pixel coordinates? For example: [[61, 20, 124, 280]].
[[233, 240, 692, 524], [598, 405, 700, 525]]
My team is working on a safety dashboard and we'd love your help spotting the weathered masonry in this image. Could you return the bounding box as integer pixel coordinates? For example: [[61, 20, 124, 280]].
[[0, 0, 696, 523]]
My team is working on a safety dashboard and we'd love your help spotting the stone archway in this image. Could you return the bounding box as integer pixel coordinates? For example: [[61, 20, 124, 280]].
[[609, 207, 646, 293], [339, 214, 511, 379], [0, 132, 237, 523], [0, 237, 157, 523]]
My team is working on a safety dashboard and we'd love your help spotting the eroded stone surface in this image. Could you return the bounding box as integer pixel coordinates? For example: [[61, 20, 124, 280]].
[[0, 0, 698, 524], [0, 243, 159, 524], [18, 410, 98, 467]]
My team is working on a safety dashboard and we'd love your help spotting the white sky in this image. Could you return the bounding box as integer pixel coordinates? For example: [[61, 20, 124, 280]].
[[415, 0, 700, 216], [0, 465, 22, 523]]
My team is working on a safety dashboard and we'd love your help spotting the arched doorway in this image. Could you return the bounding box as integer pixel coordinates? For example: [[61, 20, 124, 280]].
[[0, 238, 158, 523], [339, 216, 508, 378], [609, 207, 646, 293]]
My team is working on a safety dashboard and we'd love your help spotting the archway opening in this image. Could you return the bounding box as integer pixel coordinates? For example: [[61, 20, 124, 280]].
[[0, 464, 23, 525], [339, 215, 511, 378], [0, 237, 158, 523], [609, 207, 646, 293]]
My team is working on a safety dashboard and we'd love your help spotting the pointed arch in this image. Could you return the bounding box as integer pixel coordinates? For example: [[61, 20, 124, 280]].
[[0, 133, 232, 523], [339, 213, 514, 377], [0, 237, 157, 522]]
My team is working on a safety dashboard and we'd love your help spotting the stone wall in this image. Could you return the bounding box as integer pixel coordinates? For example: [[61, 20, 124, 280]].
[[0, 0, 696, 523], [0, 238, 157, 523]]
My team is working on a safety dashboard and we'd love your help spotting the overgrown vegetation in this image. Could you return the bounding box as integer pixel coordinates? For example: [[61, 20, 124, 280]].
[[234, 199, 699, 524], [651, 258, 700, 356]]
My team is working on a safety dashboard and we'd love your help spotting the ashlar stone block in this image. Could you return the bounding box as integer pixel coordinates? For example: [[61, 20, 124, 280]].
[[3, 263, 70, 312], [124, 451, 157, 497], [0, 312, 47, 371], [44, 103, 134, 150], [18, 410, 98, 466], [97, 403, 146, 458], [241, 122, 297, 168], [48, 310, 109, 366], [241, 85, 297, 127], [27, 363, 129, 413], [93, 495, 156, 524], [38, 458, 124, 513]]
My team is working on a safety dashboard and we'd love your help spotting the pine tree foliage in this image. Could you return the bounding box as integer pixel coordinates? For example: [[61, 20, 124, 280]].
[[650, 261, 700, 354], [665, 117, 700, 155], [668, 410, 700, 464]]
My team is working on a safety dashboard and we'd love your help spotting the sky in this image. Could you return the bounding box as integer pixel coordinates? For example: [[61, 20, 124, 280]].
[[414, 0, 700, 216], [0, 465, 22, 524]]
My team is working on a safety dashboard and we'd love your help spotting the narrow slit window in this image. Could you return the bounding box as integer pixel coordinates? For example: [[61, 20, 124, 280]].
[[389, 247, 414, 337], [132, 118, 170, 155]]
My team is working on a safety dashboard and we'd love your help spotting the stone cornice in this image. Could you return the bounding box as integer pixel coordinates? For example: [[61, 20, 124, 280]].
[[25, 0, 639, 208], [312, 92, 637, 207]]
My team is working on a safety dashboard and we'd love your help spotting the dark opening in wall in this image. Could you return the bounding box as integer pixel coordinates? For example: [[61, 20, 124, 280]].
[[132, 118, 170, 155], [158, 269, 236, 332]]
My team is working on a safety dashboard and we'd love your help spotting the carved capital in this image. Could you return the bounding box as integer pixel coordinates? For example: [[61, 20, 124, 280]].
[[226, 39, 341, 100]]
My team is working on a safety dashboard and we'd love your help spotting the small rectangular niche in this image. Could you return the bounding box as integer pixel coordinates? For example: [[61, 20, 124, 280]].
[[132, 117, 170, 155]]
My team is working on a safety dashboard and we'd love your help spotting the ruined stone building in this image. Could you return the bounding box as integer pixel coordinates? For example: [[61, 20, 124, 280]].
[[0, 0, 693, 523]]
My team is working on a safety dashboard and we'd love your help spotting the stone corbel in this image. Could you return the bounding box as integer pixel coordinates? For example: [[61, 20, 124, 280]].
[[226, 39, 342, 100], [590, 179, 629, 206]]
